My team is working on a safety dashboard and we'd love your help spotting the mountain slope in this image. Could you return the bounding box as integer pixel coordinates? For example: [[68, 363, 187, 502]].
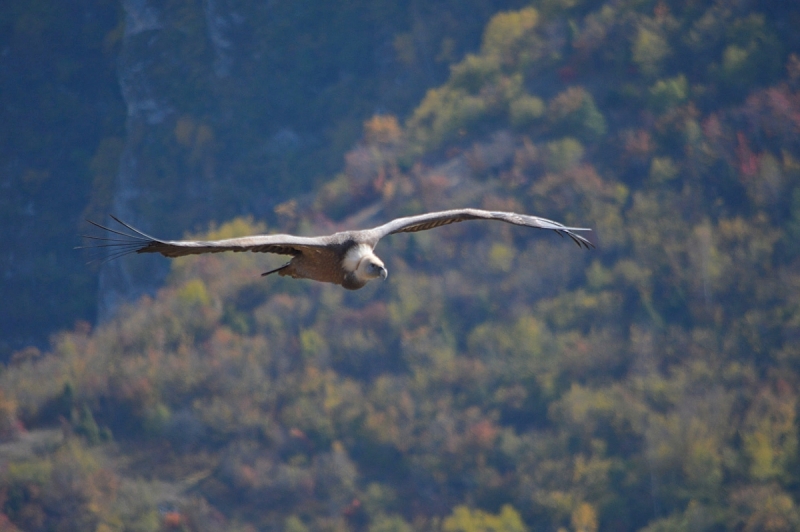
[[3, 1, 800, 531]]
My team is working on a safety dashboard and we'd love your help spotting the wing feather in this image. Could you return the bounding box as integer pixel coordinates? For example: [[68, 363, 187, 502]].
[[362, 208, 594, 248], [79, 216, 335, 260]]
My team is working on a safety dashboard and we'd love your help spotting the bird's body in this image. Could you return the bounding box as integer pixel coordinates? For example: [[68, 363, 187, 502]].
[[268, 238, 384, 290], [82, 208, 593, 289]]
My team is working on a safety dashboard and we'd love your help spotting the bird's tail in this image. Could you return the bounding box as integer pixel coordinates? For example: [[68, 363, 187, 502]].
[[261, 263, 290, 277]]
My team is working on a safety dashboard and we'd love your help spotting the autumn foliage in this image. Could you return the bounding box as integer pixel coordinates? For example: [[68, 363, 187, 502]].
[[3, 1, 800, 531]]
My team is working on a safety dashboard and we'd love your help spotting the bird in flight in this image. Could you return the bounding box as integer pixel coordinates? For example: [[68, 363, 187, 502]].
[[83, 209, 593, 290]]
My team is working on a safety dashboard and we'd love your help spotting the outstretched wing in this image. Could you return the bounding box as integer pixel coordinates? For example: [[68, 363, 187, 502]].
[[79, 215, 333, 261], [361, 208, 594, 248]]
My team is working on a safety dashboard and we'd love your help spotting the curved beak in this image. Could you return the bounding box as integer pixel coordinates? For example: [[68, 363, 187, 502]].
[[379, 267, 388, 280]]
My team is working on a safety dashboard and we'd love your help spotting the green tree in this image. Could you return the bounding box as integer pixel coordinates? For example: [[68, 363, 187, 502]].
[[442, 505, 527, 532]]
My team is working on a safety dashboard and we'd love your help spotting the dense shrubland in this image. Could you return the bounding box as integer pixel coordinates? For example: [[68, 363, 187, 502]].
[[3, 1, 800, 530]]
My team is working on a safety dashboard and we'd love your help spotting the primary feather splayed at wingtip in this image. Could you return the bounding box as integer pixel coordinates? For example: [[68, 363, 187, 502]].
[[509, 213, 595, 249], [107, 215, 161, 241], [556, 228, 594, 249], [76, 217, 154, 265]]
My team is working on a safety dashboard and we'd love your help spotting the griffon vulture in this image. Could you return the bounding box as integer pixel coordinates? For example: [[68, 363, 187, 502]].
[[83, 209, 593, 290]]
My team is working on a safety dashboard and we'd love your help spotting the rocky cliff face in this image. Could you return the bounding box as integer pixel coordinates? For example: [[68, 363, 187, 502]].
[[0, 0, 125, 359]]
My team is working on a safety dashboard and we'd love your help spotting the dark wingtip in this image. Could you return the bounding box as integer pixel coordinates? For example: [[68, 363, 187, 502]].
[[79, 215, 155, 265], [108, 215, 158, 240], [563, 228, 596, 250]]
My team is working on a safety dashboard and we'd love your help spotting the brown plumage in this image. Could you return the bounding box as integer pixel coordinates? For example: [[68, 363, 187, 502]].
[[81, 208, 594, 290]]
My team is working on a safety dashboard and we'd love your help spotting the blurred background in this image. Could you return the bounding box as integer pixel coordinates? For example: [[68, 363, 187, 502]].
[[2, 1, 800, 531]]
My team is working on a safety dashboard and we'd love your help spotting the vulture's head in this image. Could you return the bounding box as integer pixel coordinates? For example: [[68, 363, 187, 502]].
[[344, 243, 388, 284], [357, 254, 388, 282]]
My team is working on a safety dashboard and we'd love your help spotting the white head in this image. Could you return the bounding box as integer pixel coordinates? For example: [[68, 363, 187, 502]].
[[344, 244, 388, 284]]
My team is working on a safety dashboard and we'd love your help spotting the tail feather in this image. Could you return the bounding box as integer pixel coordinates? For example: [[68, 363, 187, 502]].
[[261, 263, 290, 277]]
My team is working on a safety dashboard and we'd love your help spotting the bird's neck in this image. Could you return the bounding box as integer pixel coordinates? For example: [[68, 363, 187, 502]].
[[341, 243, 374, 273]]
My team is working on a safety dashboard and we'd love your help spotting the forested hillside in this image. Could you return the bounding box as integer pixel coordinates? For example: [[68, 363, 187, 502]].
[[3, 1, 800, 531]]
